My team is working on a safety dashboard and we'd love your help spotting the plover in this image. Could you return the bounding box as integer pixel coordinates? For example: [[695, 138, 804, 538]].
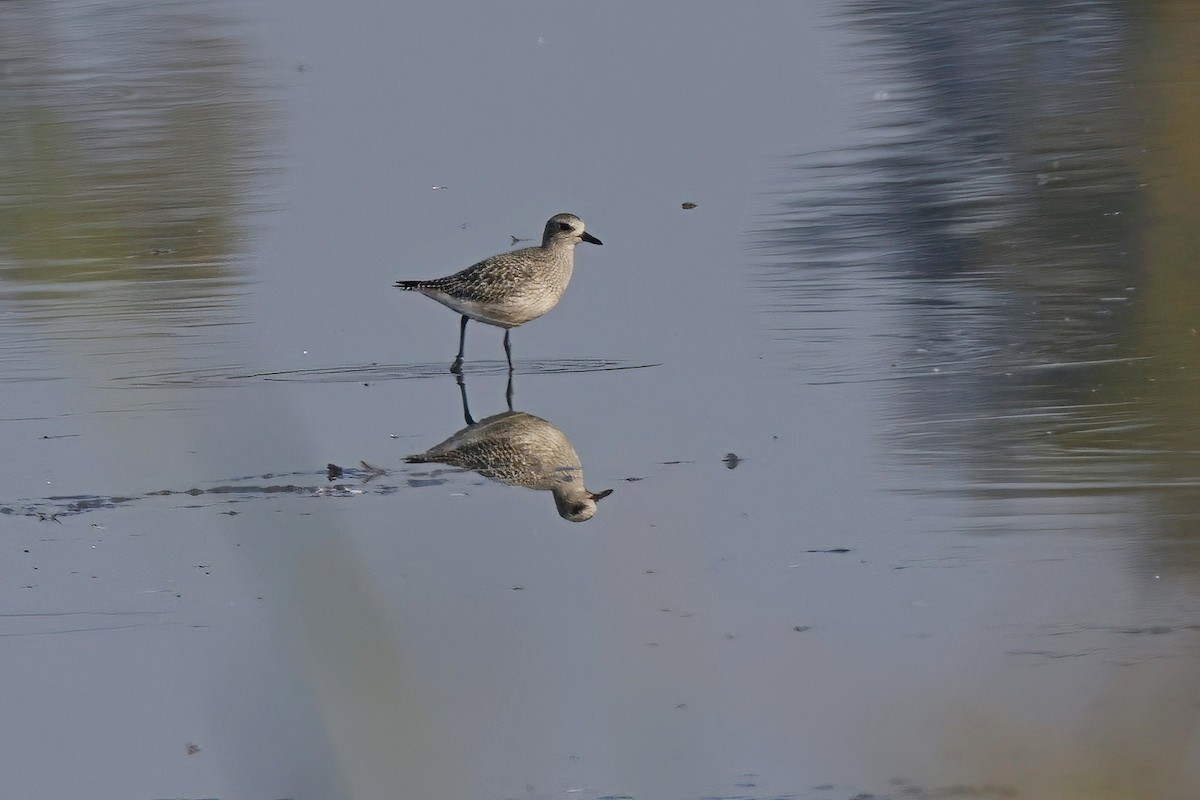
[[394, 213, 602, 373]]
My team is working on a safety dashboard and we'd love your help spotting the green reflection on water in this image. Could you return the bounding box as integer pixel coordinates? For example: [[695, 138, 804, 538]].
[[0, 2, 274, 298]]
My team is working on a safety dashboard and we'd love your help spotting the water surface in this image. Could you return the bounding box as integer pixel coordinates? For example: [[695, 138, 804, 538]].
[[3, 1, 1200, 799]]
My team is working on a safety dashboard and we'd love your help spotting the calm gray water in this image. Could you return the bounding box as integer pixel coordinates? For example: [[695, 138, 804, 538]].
[[4, 1, 1200, 799]]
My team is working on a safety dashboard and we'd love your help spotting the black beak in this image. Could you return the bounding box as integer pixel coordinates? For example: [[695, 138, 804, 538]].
[[589, 488, 613, 501], [581, 231, 603, 246]]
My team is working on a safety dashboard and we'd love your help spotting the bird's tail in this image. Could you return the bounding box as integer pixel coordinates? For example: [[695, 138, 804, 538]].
[[394, 280, 422, 290]]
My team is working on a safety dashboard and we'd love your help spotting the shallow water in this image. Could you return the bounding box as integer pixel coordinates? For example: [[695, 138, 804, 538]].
[[3, 1, 1200, 798]]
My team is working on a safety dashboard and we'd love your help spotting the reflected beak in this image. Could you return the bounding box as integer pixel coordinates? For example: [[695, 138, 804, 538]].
[[589, 489, 613, 501], [581, 231, 603, 246]]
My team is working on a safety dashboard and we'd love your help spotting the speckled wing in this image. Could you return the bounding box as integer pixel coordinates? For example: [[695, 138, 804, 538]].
[[421, 247, 547, 303]]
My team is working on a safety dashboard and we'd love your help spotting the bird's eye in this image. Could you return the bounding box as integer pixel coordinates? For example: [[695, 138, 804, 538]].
[[558, 222, 573, 231]]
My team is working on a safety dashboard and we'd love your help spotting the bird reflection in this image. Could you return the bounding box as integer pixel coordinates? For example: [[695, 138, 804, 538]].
[[406, 374, 612, 521]]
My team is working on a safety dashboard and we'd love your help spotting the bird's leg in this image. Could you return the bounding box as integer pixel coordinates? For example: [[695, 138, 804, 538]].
[[455, 372, 475, 425], [503, 329, 513, 373], [505, 370, 514, 411], [451, 315, 468, 374]]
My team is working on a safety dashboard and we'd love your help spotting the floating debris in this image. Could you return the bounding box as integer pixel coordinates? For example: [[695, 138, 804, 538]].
[[359, 460, 388, 479], [326, 463, 344, 480], [723, 452, 741, 469], [681, 202, 697, 210]]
